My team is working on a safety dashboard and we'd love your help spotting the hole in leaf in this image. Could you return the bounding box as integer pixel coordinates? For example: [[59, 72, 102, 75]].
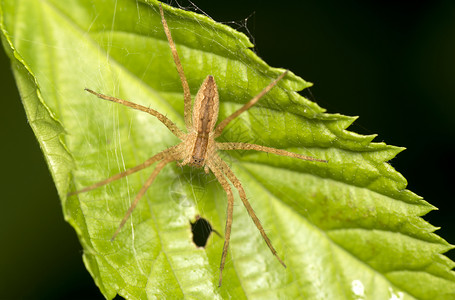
[[190, 215, 220, 248]]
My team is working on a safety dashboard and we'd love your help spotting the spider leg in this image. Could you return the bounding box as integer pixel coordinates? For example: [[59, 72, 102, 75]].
[[84, 89, 185, 140], [214, 71, 288, 138], [68, 144, 182, 196], [111, 156, 177, 241], [214, 156, 287, 268], [207, 161, 235, 287], [217, 142, 327, 163], [159, 4, 192, 130]]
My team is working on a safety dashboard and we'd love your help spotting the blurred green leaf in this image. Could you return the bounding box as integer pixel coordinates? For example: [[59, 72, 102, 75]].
[[1, 0, 454, 299]]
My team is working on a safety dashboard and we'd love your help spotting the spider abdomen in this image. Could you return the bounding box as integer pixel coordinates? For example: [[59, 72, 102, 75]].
[[188, 75, 220, 167]]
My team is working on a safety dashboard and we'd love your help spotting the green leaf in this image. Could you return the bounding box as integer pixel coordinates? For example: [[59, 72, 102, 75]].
[[1, 0, 454, 299]]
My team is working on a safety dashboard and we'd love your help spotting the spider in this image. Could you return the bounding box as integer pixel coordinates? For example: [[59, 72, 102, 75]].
[[70, 4, 327, 286]]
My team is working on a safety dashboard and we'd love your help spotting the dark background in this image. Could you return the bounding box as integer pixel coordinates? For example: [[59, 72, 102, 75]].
[[1, 0, 454, 299]]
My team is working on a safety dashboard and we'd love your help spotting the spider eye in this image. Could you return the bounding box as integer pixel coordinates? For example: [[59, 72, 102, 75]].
[[191, 156, 204, 165]]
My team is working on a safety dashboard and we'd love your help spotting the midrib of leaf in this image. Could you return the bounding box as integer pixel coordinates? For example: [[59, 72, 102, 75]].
[[1, 0, 454, 299]]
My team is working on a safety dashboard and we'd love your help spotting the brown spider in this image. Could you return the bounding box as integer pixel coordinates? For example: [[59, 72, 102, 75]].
[[70, 4, 327, 286]]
